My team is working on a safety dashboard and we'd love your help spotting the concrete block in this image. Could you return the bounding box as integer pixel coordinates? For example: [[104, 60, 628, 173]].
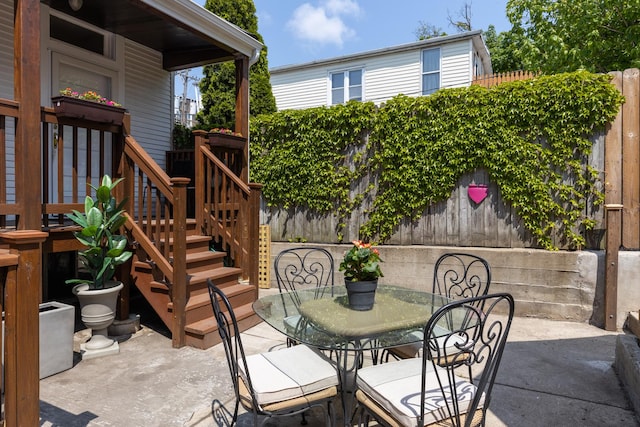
[[614, 334, 640, 416]]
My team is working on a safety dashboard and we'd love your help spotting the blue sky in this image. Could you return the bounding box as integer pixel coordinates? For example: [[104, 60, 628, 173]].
[[253, 0, 510, 68], [184, 0, 510, 98]]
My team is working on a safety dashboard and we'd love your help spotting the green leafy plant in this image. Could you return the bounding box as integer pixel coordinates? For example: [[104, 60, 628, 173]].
[[339, 240, 384, 282], [59, 87, 122, 107], [65, 175, 132, 289], [250, 71, 624, 250], [172, 123, 194, 149]]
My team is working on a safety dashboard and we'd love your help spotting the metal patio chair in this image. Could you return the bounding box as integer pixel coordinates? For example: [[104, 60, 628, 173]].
[[381, 252, 491, 363], [356, 293, 514, 427], [274, 246, 335, 347], [207, 279, 339, 426]]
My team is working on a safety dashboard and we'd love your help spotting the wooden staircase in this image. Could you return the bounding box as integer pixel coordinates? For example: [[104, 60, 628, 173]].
[[130, 218, 261, 349]]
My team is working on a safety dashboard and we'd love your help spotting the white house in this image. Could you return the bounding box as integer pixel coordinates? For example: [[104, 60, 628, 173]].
[[270, 30, 492, 110]]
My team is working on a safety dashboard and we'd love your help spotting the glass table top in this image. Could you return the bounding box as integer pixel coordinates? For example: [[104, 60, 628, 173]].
[[252, 285, 452, 350]]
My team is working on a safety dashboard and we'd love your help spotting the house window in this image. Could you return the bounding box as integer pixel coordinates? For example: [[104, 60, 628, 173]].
[[330, 69, 363, 105], [422, 48, 440, 95], [50, 12, 116, 59]]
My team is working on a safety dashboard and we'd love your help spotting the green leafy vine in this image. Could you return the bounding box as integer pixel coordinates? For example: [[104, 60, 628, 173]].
[[250, 71, 623, 250]]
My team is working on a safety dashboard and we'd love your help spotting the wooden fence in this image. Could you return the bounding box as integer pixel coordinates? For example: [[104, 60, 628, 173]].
[[260, 69, 638, 252], [260, 131, 606, 249], [472, 70, 539, 88], [606, 69, 640, 250]]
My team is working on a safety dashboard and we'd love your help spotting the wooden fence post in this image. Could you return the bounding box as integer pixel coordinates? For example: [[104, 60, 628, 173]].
[[193, 130, 207, 233], [605, 204, 623, 331]]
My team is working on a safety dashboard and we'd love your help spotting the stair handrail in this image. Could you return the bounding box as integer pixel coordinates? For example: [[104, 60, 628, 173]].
[[193, 129, 261, 289], [121, 135, 189, 347]]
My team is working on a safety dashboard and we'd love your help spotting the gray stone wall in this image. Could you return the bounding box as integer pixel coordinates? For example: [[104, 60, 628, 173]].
[[269, 243, 640, 329]]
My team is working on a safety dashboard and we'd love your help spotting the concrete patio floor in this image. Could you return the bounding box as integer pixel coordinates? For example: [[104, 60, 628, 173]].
[[39, 289, 639, 427]]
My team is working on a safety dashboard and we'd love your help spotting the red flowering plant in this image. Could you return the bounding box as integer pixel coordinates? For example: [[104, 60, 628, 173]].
[[59, 88, 122, 107], [339, 240, 384, 282], [210, 127, 243, 137]]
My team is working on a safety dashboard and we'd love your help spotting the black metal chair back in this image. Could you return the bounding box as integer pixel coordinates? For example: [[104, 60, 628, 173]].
[[274, 246, 335, 308], [420, 293, 514, 426], [433, 252, 491, 302], [207, 279, 256, 424]]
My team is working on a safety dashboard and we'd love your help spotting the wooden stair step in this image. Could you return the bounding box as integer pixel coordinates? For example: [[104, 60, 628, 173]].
[[184, 300, 262, 349], [185, 251, 226, 273]]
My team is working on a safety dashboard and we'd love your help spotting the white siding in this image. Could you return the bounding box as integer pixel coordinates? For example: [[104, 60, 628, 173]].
[[124, 40, 172, 170], [364, 50, 421, 104], [441, 40, 472, 90], [272, 37, 480, 110], [0, 0, 14, 203], [271, 68, 327, 110], [0, 0, 13, 99]]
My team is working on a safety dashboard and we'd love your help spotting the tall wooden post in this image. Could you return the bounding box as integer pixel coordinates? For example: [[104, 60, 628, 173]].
[[235, 56, 249, 183], [2, 231, 48, 426], [193, 130, 207, 232], [14, 0, 42, 230], [604, 204, 623, 331], [170, 178, 189, 348]]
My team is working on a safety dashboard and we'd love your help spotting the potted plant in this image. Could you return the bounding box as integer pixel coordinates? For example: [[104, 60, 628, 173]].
[[65, 175, 132, 354], [52, 88, 126, 125], [339, 240, 384, 310]]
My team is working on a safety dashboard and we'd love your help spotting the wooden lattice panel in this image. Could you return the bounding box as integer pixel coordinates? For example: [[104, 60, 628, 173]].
[[258, 225, 271, 288]]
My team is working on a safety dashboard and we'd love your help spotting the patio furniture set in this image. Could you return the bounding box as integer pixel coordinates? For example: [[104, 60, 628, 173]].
[[208, 247, 514, 426]]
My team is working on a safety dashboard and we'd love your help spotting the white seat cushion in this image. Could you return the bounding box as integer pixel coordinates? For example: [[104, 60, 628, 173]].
[[357, 358, 484, 425], [239, 344, 338, 405]]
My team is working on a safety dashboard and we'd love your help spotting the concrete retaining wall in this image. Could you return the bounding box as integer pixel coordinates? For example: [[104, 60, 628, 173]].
[[269, 243, 640, 329]]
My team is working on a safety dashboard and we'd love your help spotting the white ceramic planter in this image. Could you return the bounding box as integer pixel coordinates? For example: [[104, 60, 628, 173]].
[[73, 281, 123, 351]]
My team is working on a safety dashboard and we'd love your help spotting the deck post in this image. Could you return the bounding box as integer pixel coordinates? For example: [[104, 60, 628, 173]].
[[2, 231, 48, 426], [170, 178, 190, 348], [234, 56, 249, 183]]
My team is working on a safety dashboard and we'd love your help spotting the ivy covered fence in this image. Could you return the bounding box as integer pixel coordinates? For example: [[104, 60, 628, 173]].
[[249, 71, 624, 250]]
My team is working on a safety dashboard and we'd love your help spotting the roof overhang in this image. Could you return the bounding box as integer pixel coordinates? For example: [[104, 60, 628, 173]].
[[42, 0, 263, 71], [271, 30, 490, 74]]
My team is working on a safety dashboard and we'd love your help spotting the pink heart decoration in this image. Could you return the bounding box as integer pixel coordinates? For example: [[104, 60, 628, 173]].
[[468, 184, 488, 204]]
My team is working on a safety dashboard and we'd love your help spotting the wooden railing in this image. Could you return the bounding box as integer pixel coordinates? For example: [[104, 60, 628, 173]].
[[121, 134, 189, 347], [194, 130, 261, 287]]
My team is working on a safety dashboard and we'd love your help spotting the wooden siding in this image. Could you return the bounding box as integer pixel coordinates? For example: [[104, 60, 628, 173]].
[[124, 39, 172, 170], [441, 40, 472, 89]]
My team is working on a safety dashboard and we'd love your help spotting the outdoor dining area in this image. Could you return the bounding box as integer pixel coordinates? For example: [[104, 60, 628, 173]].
[[37, 246, 636, 426]]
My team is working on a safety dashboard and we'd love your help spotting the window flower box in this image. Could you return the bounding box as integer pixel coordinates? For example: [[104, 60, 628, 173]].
[[52, 96, 126, 125], [208, 129, 245, 150]]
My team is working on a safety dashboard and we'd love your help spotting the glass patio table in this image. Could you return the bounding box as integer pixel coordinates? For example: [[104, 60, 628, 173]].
[[252, 285, 452, 425]]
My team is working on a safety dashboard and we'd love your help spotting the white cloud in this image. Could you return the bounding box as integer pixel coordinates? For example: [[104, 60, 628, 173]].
[[286, 1, 360, 48], [324, 0, 361, 16]]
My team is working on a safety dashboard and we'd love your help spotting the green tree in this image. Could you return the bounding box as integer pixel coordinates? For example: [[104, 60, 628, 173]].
[[483, 25, 525, 73], [198, 0, 276, 130], [507, 0, 640, 73], [414, 21, 447, 40]]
